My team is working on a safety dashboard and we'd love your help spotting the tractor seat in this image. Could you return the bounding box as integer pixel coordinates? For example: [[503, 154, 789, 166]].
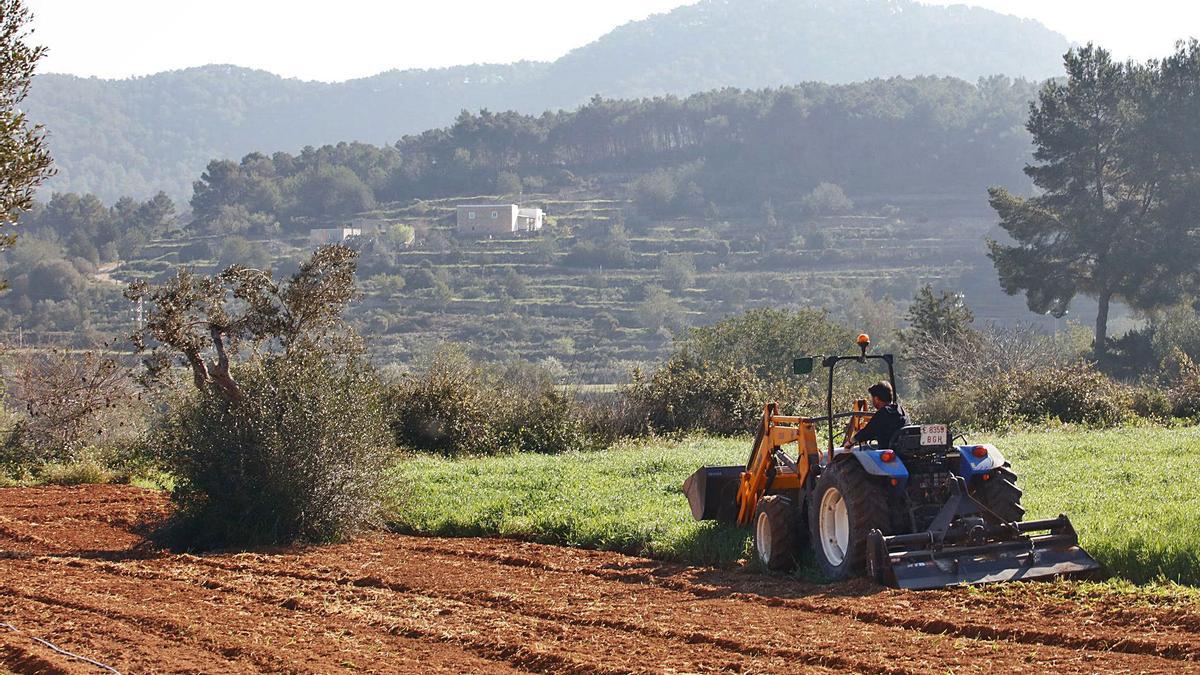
[[888, 425, 926, 453]]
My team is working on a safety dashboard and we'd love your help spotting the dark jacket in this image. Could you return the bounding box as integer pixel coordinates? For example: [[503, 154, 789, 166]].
[[851, 403, 909, 448]]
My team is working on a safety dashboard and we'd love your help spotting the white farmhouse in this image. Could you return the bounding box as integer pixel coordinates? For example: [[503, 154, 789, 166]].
[[456, 204, 544, 235], [456, 204, 519, 235]]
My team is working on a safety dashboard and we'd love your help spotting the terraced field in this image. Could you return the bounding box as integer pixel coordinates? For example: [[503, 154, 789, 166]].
[[67, 188, 1077, 382], [2, 485, 1199, 673]]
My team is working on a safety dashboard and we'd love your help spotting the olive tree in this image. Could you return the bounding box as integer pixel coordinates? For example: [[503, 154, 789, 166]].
[[126, 245, 393, 547], [126, 244, 360, 401]]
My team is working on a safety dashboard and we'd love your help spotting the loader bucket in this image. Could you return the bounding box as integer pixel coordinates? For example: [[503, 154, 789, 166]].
[[682, 465, 742, 524], [869, 515, 1102, 590]]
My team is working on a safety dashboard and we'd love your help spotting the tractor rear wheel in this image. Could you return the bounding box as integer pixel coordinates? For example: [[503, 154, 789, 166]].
[[809, 459, 890, 581], [972, 464, 1025, 523], [754, 495, 798, 571]]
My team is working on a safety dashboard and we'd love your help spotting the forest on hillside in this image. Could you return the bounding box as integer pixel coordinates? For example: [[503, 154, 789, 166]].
[[184, 76, 1040, 232]]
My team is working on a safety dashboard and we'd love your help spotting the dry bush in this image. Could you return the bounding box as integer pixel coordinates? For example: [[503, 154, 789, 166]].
[[2, 348, 137, 474], [918, 363, 1131, 431], [910, 324, 1132, 430], [905, 322, 1070, 394]]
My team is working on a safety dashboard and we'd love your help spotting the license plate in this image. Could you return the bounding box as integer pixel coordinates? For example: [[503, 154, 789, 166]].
[[920, 424, 948, 446]]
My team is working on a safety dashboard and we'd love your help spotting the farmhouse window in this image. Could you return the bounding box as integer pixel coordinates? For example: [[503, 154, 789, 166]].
[[469, 211, 476, 220], [491, 211, 499, 219]]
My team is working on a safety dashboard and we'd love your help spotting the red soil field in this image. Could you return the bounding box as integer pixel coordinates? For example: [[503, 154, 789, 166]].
[[1, 484, 1198, 673]]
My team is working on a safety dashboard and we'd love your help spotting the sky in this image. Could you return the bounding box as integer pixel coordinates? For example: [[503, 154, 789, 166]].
[[25, 0, 1200, 82]]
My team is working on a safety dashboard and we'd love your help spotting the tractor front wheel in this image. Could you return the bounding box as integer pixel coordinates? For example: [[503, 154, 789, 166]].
[[753, 495, 798, 571], [809, 459, 890, 581]]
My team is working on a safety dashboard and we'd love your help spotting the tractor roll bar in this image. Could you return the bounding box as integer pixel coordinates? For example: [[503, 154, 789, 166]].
[[821, 353, 897, 453]]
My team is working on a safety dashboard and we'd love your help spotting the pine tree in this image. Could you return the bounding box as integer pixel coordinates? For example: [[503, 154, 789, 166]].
[[988, 44, 1200, 359]]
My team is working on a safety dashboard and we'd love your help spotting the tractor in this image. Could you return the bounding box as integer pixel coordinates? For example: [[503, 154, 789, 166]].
[[682, 334, 1100, 589]]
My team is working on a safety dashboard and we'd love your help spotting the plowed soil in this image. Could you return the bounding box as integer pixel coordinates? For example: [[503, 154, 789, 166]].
[[2, 486, 1199, 674]]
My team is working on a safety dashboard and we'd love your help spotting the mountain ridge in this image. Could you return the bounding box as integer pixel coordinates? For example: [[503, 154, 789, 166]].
[[25, 0, 1070, 201]]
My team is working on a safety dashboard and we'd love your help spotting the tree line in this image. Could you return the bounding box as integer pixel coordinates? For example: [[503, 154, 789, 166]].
[[187, 76, 1041, 230], [13, 75, 1046, 240]]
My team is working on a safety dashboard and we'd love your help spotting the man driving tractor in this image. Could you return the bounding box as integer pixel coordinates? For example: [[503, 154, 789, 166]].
[[843, 381, 909, 450]]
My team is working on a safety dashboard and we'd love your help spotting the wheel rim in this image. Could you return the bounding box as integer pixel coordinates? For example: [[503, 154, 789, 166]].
[[819, 486, 850, 567], [755, 510, 772, 564]]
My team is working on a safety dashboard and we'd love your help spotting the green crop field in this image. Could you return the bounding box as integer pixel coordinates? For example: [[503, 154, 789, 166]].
[[390, 426, 1200, 585]]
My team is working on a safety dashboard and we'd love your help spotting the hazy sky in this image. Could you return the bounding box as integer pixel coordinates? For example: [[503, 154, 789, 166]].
[[25, 0, 1200, 82]]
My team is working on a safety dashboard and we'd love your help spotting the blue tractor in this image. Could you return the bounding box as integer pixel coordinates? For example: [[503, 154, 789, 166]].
[[683, 335, 1100, 589]]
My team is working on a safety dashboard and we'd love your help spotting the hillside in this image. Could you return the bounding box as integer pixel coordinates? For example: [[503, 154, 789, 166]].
[[25, 0, 1069, 201], [4, 76, 1085, 378], [44, 185, 1057, 384]]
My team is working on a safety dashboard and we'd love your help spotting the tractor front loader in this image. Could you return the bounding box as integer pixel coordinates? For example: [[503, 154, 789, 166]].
[[682, 335, 1101, 590]]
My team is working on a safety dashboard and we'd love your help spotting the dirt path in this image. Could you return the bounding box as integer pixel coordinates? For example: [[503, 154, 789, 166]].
[[1, 485, 1198, 673]]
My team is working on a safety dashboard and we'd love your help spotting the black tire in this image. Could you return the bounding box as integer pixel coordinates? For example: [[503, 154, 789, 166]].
[[865, 529, 888, 586], [753, 495, 798, 571], [971, 464, 1025, 523], [808, 459, 890, 581]]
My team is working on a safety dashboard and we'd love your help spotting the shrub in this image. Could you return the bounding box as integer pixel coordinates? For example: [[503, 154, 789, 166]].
[[631, 170, 678, 217], [495, 170, 523, 196], [1169, 379, 1200, 420], [679, 308, 852, 381], [385, 347, 591, 456], [562, 239, 634, 269], [622, 354, 761, 435], [385, 348, 503, 456], [503, 387, 591, 455], [218, 236, 271, 270], [1011, 363, 1131, 427], [635, 286, 687, 332], [802, 182, 854, 216], [579, 393, 646, 447], [38, 459, 115, 486], [1158, 349, 1200, 419], [153, 350, 393, 548], [919, 362, 1131, 431], [631, 163, 707, 218], [1130, 385, 1174, 421], [659, 253, 696, 291]]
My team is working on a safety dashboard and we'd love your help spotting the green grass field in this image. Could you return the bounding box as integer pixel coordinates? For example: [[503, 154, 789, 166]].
[[390, 426, 1200, 585], [1002, 426, 1200, 584]]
